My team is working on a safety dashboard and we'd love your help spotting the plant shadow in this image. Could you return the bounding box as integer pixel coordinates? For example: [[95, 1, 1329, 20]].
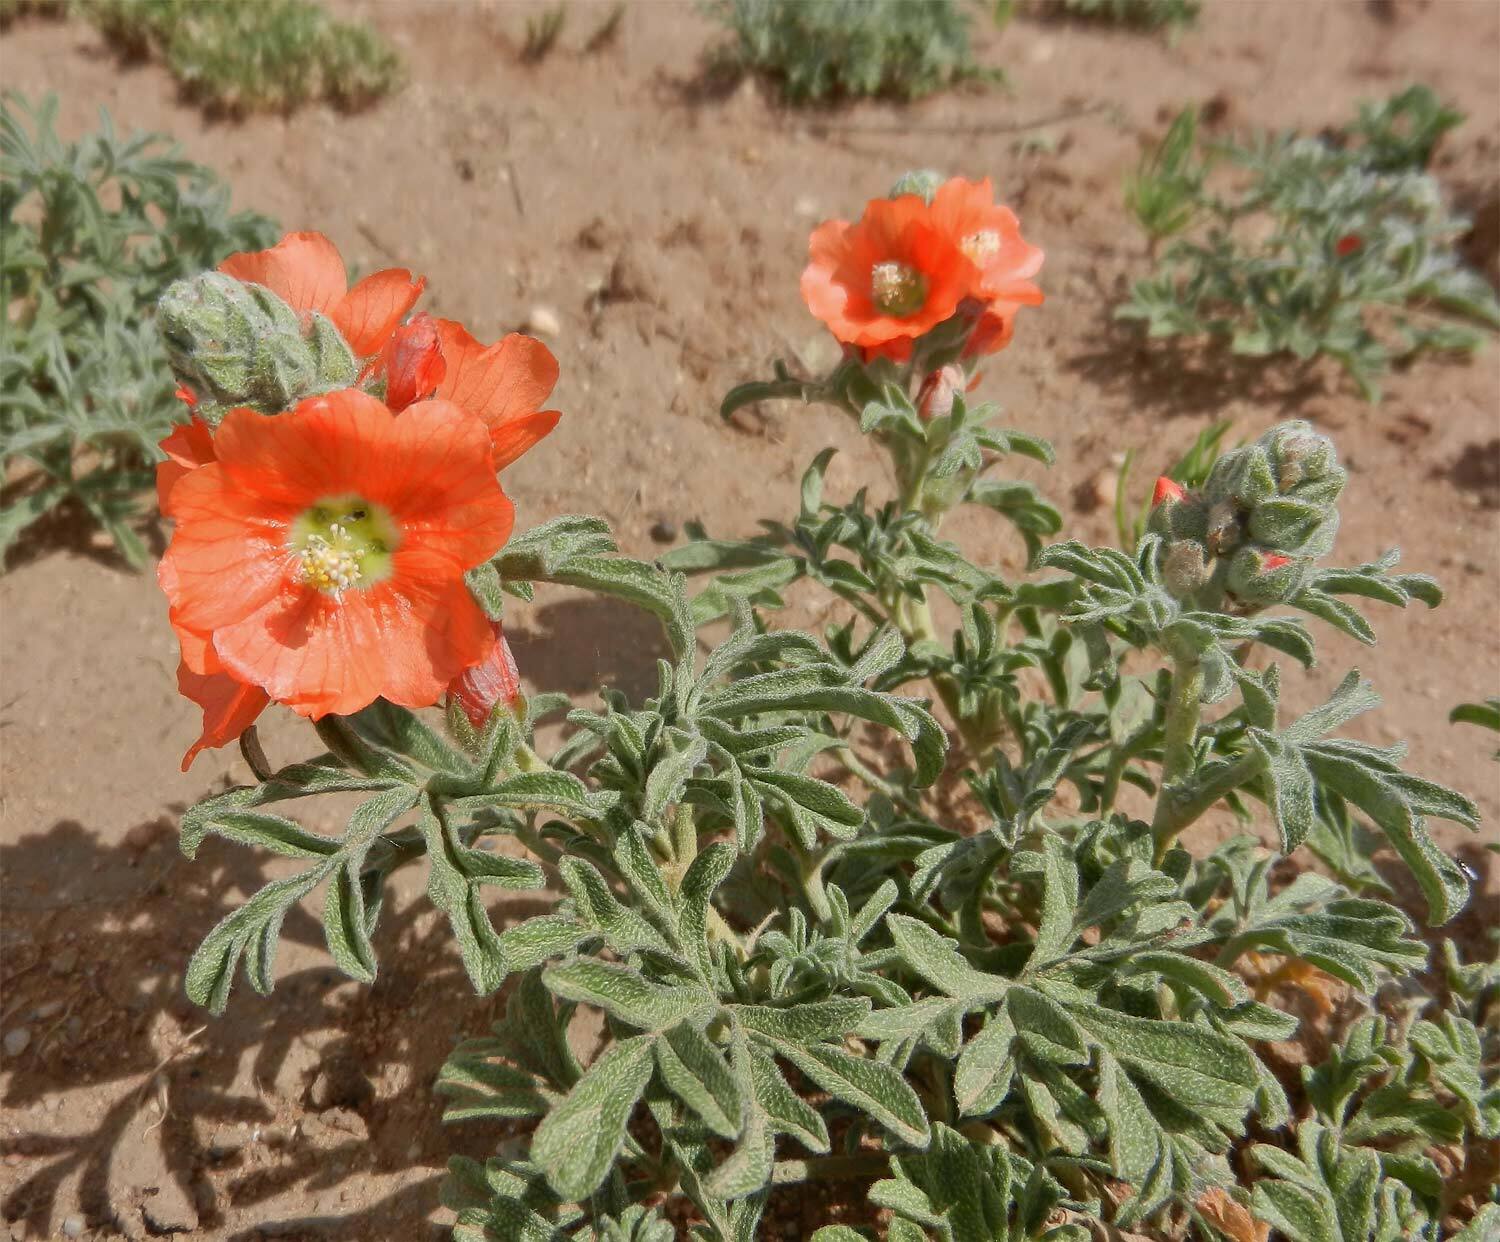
[[0, 814, 546, 1238], [1062, 309, 1333, 421], [509, 594, 675, 705]]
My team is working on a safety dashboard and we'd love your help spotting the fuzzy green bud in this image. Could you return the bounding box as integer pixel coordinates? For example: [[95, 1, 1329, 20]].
[[1226, 547, 1304, 605], [1161, 539, 1211, 600], [1198, 421, 1345, 560], [889, 169, 945, 204], [157, 272, 359, 423], [1268, 422, 1337, 492]]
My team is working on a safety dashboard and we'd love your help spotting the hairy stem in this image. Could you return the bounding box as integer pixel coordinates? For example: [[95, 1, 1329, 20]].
[[1150, 654, 1204, 862]]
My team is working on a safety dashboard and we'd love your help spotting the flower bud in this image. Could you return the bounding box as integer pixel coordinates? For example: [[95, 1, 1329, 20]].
[[916, 364, 966, 422], [379, 313, 447, 412], [157, 272, 358, 422], [1268, 422, 1338, 494], [1152, 476, 1186, 506], [1205, 500, 1243, 555], [1226, 546, 1303, 605], [450, 621, 522, 728], [1161, 539, 1211, 599], [888, 169, 945, 204], [1335, 234, 1362, 257]]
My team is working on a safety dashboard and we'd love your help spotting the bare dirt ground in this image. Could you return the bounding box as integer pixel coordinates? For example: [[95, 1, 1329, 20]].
[[2, 1, 1498, 1237]]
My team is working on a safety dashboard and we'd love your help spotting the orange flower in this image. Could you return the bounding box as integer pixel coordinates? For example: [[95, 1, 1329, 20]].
[[429, 318, 562, 470], [450, 620, 522, 728], [218, 231, 424, 359], [929, 177, 1043, 308], [159, 389, 513, 725], [801, 196, 975, 351]]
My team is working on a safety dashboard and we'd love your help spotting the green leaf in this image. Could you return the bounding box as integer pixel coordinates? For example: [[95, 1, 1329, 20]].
[[762, 1038, 929, 1147], [655, 1022, 743, 1140], [748, 1044, 829, 1153], [542, 960, 715, 1032], [532, 1034, 656, 1201], [185, 868, 327, 1013], [732, 998, 871, 1043], [885, 915, 1009, 1003]]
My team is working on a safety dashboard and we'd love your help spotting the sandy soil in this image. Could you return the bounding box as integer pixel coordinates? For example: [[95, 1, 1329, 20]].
[[2, 0, 1498, 1237]]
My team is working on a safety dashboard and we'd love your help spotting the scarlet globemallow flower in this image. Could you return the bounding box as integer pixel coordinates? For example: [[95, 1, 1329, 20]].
[[1334, 234, 1363, 258], [930, 177, 1043, 309], [218, 231, 425, 361], [801, 195, 976, 352], [159, 389, 514, 756]]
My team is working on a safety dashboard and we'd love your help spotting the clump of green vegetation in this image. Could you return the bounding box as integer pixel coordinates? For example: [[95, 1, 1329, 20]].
[[78, 0, 403, 115], [0, 93, 277, 566], [705, 0, 996, 104], [1119, 86, 1500, 399], [521, 3, 568, 62], [1054, 0, 1200, 36]]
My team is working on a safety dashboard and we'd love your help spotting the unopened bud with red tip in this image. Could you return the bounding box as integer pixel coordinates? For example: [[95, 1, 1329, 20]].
[[917, 364, 966, 422], [378, 312, 446, 412], [1227, 546, 1303, 605], [449, 621, 522, 729], [174, 384, 198, 408], [1153, 476, 1186, 506], [1335, 234, 1362, 257]]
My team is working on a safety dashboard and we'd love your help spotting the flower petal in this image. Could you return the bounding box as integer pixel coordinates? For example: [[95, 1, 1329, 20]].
[[333, 269, 426, 359], [218, 231, 347, 315], [490, 409, 562, 471], [159, 461, 297, 634], [363, 398, 515, 577], [211, 390, 396, 509], [213, 575, 494, 719], [177, 663, 270, 771], [156, 415, 218, 509], [431, 320, 560, 433]]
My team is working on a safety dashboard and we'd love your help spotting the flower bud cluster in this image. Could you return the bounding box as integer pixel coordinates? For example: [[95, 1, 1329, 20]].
[[1149, 421, 1346, 610], [158, 272, 359, 422]]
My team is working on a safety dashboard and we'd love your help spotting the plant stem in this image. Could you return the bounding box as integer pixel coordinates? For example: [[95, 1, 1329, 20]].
[[1150, 654, 1204, 862]]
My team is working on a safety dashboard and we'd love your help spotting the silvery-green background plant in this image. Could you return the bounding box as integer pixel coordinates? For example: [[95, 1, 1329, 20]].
[[1121, 86, 1500, 400], [156, 182, 1496, 1242], [0, 92, 276, 565]]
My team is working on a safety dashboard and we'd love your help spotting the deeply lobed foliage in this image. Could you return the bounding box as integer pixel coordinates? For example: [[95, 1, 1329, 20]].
[[78, 0, 403, 115], [704, 0, 996, 104], [1119, 88, 1500, 399], [0, 93, 276, 565]]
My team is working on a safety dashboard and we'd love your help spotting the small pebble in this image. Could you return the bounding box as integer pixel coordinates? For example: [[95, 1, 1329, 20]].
[[3, 1028, 30, 1057], [792, 195, 820, 219], [32, 1001, 63, 1021], [649, 517, 678, 544], [62, 1216, 85, 1238], [524, 305, 561, 337]]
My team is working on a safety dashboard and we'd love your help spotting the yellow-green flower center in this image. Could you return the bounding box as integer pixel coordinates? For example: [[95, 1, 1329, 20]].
[[289, 496, 398, 594], [870, 261, 928, 317]]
